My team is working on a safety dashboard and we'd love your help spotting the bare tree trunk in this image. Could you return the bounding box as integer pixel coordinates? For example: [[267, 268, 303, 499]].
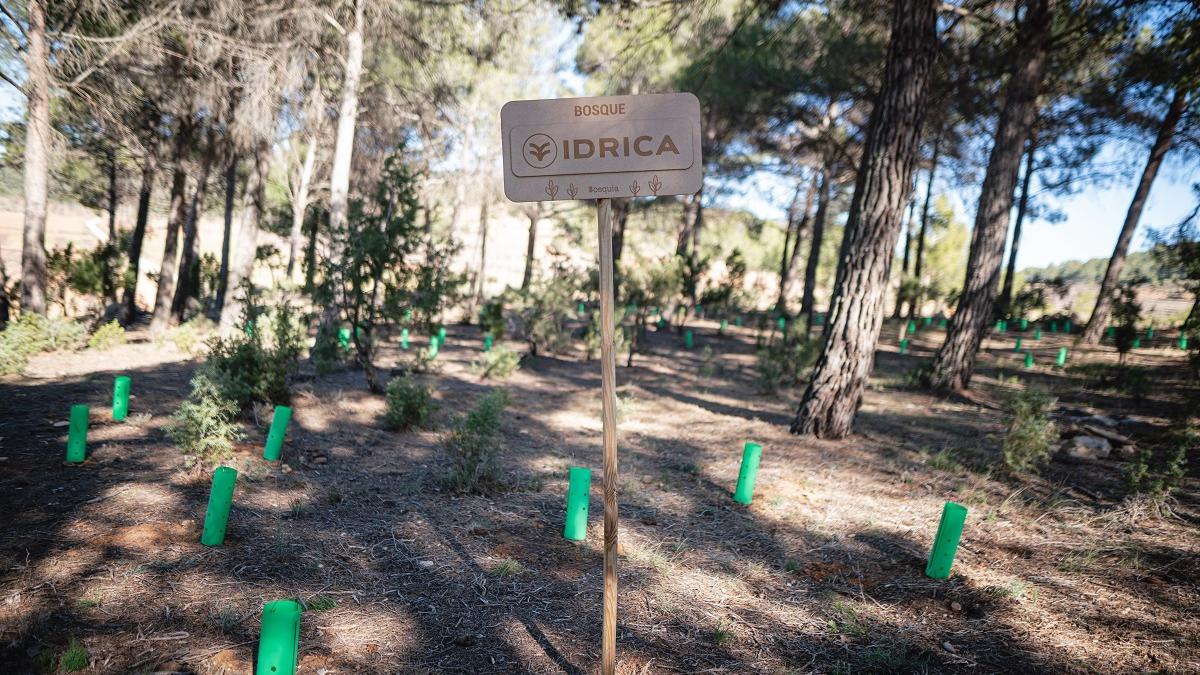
[[791, 0, 937, 438], [929, 0, 1054, 391], [1080, 88, 1188, 344], [677, 191, 701, 257], [892, 197, 917, 318], [172, 128, 216, 320], [219, 140, 269, 333], [997, 133, 1038, 319], [288, 137, 317, 279], [521, 203, 541, 291], [474, 199, 489, 307], [801, 166, 831, 332], [101, 147, 120, 304], [19, 0, 50, 316], [908, 135, 940, 320], [123, 143, 157, 322], [612, 198, 630, 299], [150, 121, 194, 334], [318, 0, 366, 340], [213, 151, 239, 318], [778, 177, 815, 314]]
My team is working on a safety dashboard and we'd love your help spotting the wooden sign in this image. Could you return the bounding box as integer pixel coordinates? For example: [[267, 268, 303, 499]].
[[501, 93, 703, 202]]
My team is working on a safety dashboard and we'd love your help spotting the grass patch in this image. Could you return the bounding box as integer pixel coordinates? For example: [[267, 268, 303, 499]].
[[999, 387, 1057, 473], [384, 375, 437, 431], [305, 596, 337, 612], [59, 640, 88, 672], [491, 558, 524, 577]]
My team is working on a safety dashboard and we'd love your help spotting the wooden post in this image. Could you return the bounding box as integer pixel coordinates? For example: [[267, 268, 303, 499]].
[[596, 198, 619, 674]]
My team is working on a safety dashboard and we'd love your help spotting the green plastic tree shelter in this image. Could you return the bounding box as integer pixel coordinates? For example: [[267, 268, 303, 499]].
[[201, 466, 238, 546], [66, 404, 89, 463], [112, 376, 131, 421], [925, 501, 968, 579], [263, 406, 293, 461], [1024, 351, 1034, 369], [257, 599, 301, 675], [400, 328, 409, 350], [484, 335, 493, 352], [1057, 347, 1068, 367], [899, 338, 909, 354], [564, 467, 591, 541], [437, 326, 447, 347], [733, 442, 763, 505], [1013, 337, 1022, 352], [685, 329, 694, 349]]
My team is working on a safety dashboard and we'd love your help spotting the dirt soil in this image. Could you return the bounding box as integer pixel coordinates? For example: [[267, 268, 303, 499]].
[[1, 319, 1198, 673]]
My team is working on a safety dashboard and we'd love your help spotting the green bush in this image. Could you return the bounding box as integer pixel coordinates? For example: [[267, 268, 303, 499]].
[[478, 297, 505, 339], [1000, 388, 1058, 473], [166, 367, 242, 463], [0, 314, 88, 376], [205, 298, 301, 411], [1127, 416, 1192, 499], [58, 639, 89, 672], [472, 343, 521, 380], [444, 389, 509, 493], [755, 339, 820, 393], [384, 375, 437, 431], [170, 316, 216, 356], [506, 272, 579, 356], [87, 320, 126, 351]]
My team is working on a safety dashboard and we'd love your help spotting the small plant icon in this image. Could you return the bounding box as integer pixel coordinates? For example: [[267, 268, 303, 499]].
[[649, 175, 663, 195], [567, 183, 578, 199], [545, 179, 559, 199], [629, 180, 641, 196]]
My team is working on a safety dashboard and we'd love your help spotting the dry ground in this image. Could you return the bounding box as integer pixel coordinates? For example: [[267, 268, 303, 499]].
[[1, 318, 1198, 673]]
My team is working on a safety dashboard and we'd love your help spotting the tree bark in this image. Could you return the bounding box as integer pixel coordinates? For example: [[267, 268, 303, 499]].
[[1080, 88, 1188, 344], [318, 0, 366, 340], [102, 147, 119, 304], [521, 202, 542, 291], [778, 177, 815, 314], [791, 0, 937, 438], [612, 198, 630, 298], [801, 166, 831, 333], [19, 0, 50, 316], [219, 140, 269, 332], [150, 121, 194, 334], [908, 135, 940, 319], [677, 191, 701, 257], [892, 197, 917, 318], [213, 151, 239, 318], [474, 199, 489, 307], [172, 128, 217, 320], [929, 0, 1054, 391], [997, 133, 1038, 319], [288, 136, 317, 279], [123, 142, 158, 322]]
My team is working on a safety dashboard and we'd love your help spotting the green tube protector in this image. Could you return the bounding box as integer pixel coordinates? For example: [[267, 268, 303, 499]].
[[263, 406, 292, 461], [564, 467, 591, 541], [201, 466, 238, 546], [733, 442, 762, 505], [925, 501, 967, 579], [113, 376, 131, 421], [257, 599, 301, 675], [66, 404, 89, 463]]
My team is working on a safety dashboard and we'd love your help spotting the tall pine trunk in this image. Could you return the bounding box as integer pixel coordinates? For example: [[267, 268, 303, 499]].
[[908, 135, 940, 320], [778, 177, 815, 315], [288, 137, 317, 279], [801, 166, 831, 333], [317, 0, 366, 344], [521, 203, 542, 291], [791, 0, 937, 438], [929, 0, 1054, 391], [150, 121, 194, 334], [1080, 89, 1187, 344], [219, 141, 269, 332], [892, 198, 917, 318], [213, 151, 239, 318], [123, 143, 158, 322], [677, 191, 701, 257], [19, 0, 50, 316], [997, 134, 1038, 319], [473, 199, 489, 309], [172, 129, 217, 320]]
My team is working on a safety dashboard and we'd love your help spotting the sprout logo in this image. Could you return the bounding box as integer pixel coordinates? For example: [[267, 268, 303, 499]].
[[523, 133, 557, 169]]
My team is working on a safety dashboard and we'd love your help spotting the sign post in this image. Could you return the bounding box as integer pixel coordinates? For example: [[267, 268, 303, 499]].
[[502, 93, 702, 673]]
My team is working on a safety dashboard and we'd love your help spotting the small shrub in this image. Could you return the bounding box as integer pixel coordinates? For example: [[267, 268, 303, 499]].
[[444, 389, 510, 493], [305, 596, 337, 612], [927, 448, 962, 473], [491, 558, 524, 577], [166, 367, 243, 463], [615, 392, 636, 423], [1067, 362, 1150, 398], [699, 345, 717, 378], [999, 388, 1057, 473], [87, 320, 126, 351], [1126, 416, 1193, 499], [205, 297, 301, 410], [384, 375, 437, 431], [471, 344, 521, 379], [170, 316, 216, 356], [478, 297, 505, 339], [755, 339, 820, 393], [58, 639, 88, 672], [0, 314, 88, 375]]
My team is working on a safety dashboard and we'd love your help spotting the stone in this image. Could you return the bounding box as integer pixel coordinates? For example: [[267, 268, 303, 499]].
[[1059, 436, 1112, 461]]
